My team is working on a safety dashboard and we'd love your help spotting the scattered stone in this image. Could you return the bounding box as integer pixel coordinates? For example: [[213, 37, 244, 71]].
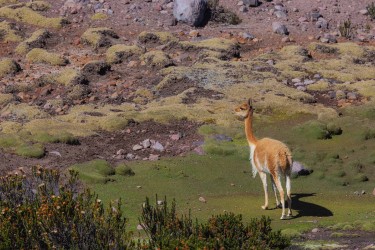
[[199, 196, 207, 203], [157, 200, 164, 205], [189, 30, 200, 37], [148, 154, 160, 161], [292, 161, 311, 175], [240, 32, 255, 40], [239, 6, 248, 12], [361, 190, 366, 195], [316, 17, 328, 29], [272, 22, 289, 35], [173, 0, 208, 27], [194, 146, 205, 155], [281, 36, 290, 43], [116, 149, 125, 155], [212, 134, 233, 142], [126, 153, 135, 160], [151, 141, 164, 152], [311, 228, 319, 233], [169, 133, 182, 141], [346, 92, 358, 100], [49, 151, 62, 157], [136, 224, 144, 230], [243, 0, 259, 7], [310, 9, 322, 21], [133, 144, 143, 151], [136, 185, 142, 189], [320, 33, 337, 43], [142, 139, 151, 148], [336, 90, 346, 100], [275, 10, 288, 19], [359, 9, 368, 15]]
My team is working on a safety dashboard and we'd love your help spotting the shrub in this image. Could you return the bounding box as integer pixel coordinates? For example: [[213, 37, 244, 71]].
[[339, 19, 353, 39], [367, 2, 375, 20], [115, 164, 135, 176], [0, 167, 136, 249], [139, 196, 290, 249]]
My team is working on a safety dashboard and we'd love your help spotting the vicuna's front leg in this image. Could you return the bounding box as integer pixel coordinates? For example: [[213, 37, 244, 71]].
[[259, 172, 269, 210]]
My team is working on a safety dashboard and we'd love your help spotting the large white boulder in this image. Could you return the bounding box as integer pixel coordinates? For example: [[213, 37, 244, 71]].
[[173, 0, 208, 27]]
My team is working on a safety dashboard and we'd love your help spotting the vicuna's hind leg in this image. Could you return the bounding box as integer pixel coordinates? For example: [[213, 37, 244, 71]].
[[273, 175, 286, 220], [286, 174, 292, 217], [271, 177, 281, 208], [259, 172, 269, 210]]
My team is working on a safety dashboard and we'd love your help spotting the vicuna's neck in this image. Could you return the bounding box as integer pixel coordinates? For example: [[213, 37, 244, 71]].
[[245, 113, 257, 146]]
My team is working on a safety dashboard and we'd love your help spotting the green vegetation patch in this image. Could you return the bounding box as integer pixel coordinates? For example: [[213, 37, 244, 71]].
[[0, 93, 13, 107], [32, 131, 79, 145], [1, 103, 49, 121], [15, 29, 50, 54], [70, 159, 115, 184], [0, 0, 17, 7], [115, 164, 135, 176], [80, 27, 119, 49], [26, 1, 51, 11], [15, 143, 45, 158], [138, 31, 178, 46], [140, 50, 173, 68], [91, 12, 107, 20], [26, 48, 69, 66], [0, 58, 21, 78], [106, 44, 144, 64], [293, 120, 342, 140], [0, 6, 66, 28], [0, 21, 22, 42]]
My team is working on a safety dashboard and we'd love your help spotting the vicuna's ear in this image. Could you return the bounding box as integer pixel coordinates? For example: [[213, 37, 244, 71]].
[[247, 98, 252, 107]]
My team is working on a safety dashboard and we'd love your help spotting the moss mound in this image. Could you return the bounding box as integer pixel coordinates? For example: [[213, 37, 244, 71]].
[[140, 50, 174, 68], [115, 164, 135, 176], [0, 58, 21, 78], [70, 159, 115, 184], [15, 143, 45, 158], [106, 44, 144, 64], [81, 27, 119, 49], [15, 29, 50, 54], [26, 1, 51, 11], [138, 31, 178, 46], [0, 6, 66, 28], [0, 21, 22, 42], [26, 48, 69, 66]]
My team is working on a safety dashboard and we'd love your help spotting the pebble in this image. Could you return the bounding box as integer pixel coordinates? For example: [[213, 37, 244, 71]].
[[272, 22, 289, 35], [199, 196, 207, 203], [151, 141, 164, 152], [346, 92, 357, 100], [311, 228, 319, 233], [149, 154, 160, 161], [133, 144, 143, 151], [142, 139, 151, 148]]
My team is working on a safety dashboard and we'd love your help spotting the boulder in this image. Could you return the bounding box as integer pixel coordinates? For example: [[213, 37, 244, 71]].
[[272, 22, 289, 35], [173, 0, 208, 27], [243, 0, 259, 7]]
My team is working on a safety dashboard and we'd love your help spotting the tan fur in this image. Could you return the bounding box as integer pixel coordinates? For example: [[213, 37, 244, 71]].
[[234, 99, 293, 220]]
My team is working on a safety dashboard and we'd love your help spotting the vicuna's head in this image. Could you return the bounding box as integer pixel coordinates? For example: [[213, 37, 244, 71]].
[[234, 98, 254, 121]]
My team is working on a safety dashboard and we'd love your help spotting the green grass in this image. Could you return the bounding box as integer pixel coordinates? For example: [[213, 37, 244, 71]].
[[75, 112, 375, 234], [70, 159, 116, 184]]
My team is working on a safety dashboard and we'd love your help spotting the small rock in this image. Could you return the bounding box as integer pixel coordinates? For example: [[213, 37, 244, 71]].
[[149, 154, 160, 161], [199, 196, 206, 203], [116, 149, 125, 155], [142, 139, 151, 148], [298, 17, 308, 23], [297, 86, 307, 91], [316, 17, 328, 29], [272, 22, 289, 35], [237, 1, 244, 6], [359, 9, 368, 15], [361, 190, 366, 195], [170, 133, 182, 141], [157, 200, 164, 205], [274, 10, 288, 19], [49, 151, 62, 157], [136, 185, 142, 189], [354, 191, 360, 195], [241, 32, 255, 40], [133, 144, 143, 151], [346, 92, 358, 100], [239, 6, 248, 12], [113, 154, 125, 160], [243, 0, 259, 7], [336, 90, 346, 100], [136, 224, 144, 230], [310, 9, 321, 21], [292, 78, 301, 83], [194, 146, 205, 155], [189, 30, 200, 37], [151, 141, 164, 152], [126, 153, 135, 160], [311, 228, 319, 233], [281, 36, 290, 43]]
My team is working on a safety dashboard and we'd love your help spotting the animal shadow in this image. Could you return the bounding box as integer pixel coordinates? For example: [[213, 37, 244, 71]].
[[291, 193, 333, 218]]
